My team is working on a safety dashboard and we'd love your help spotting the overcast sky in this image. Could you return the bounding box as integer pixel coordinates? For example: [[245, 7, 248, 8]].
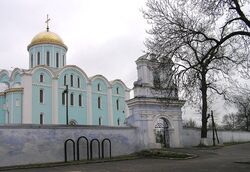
[[0, 0, 239, 123], [0, 0, 149, 88]]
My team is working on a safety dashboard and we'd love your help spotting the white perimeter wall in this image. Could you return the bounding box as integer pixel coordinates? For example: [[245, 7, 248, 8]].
[[182, 127, 250, 147], [1, 125, 250, 167], [0, 125, 138, 167]]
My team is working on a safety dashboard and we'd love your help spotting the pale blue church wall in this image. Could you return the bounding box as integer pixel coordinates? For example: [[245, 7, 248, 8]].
[[5, 91, 22, 123], [32, 68, 52, 124], [0, 95, 6, 124], [111, 82, 125, 97], [29, 44, 66, 68], [91, 78, 109, 125], [112, 82, 126, 126], [57, 67, 88, 124]]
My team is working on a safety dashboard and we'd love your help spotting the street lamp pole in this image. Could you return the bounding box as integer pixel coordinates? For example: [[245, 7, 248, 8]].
[[63, 85, 69, 125]]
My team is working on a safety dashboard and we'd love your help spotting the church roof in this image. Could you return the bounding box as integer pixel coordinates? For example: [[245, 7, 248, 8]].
[[27, 30, 67, 50]]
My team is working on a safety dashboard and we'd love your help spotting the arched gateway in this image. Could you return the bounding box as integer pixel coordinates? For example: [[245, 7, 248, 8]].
[[154, 117, 170, 147], [126, 54, 185, 148]]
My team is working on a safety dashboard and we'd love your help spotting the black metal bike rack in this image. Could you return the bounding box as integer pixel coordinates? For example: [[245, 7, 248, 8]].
[[77, 136, 89, 160], [90, 138, 100, 160], [64, 139, 76, 162], [101, 138, 111, 159]]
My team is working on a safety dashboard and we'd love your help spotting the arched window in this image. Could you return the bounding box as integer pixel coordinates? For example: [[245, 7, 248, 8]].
[[40, 74, 44, 83], [64, 75, 67, 86], [56, 52, 59, 67], [116, 99, 119, 110], [40, 113, 44, 125], [70, 75, 73, 87], [46, 51, 50, 66], [116, 87, 119, 94], [31, 54, 33, 68], [97, 83, 101, 91], [99, 117, 102, 126], [37, 52, 40, 65], [98, 96, 101, 109], [63, 54, 65, 66], [70, 93, 74, 106], [79, 94, 82, 106], [62, 92, 65, 105], [39, 89, 44, 103], [117, 118, 120, 126], [77, 77, 80, 88]]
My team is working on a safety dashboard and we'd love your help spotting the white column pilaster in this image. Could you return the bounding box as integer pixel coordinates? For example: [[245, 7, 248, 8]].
[[107, 87, 113, 126], [52, 78, 58, 124], [124, 90, 130, 118], [22, 73, 32, 123], [87, 83, 92, 125]]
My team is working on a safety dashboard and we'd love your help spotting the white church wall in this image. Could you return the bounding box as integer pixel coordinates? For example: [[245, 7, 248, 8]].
[[0, 125, 138, 167]]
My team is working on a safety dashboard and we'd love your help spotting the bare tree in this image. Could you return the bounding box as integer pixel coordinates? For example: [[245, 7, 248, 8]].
[[222, 113, 238, 129], [232, 94, 250, 131], [143, 0, 250, 144], [183, 119, 198, 128], [192, 0, 250, 30]]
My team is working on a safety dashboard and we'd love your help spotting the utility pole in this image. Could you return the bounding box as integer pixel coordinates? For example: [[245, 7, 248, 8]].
[[211, 111, 215, 146], [211, 110, 219, 146], [63, 85, 69, 125]]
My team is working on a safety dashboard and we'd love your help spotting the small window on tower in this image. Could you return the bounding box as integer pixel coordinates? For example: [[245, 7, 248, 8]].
[[46, 51, 50, 66], [56, 52, 59, 68], [37, 52, 41, 65], [63, 54, 65, 66], [31, 54, 33, 68], [70, 75, 74, 87], [64, 75, 67, 86], [116, 87, 119, 94], [77, 77, 80, 88]]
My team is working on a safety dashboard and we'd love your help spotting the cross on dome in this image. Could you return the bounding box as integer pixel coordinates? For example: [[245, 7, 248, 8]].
[[45, 14, 50, 32]]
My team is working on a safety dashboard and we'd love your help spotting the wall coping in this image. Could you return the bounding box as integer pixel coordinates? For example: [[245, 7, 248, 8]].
[[0, 124, 137, 130], [183, 127, 250, 133]]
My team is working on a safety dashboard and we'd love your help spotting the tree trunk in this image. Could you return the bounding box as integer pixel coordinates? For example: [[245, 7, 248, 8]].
[[201, 72, 208, 139]]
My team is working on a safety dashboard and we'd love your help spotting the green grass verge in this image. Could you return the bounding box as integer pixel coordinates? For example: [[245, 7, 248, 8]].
[[135, 149, 195, 159], [223, 141, 250, 146]]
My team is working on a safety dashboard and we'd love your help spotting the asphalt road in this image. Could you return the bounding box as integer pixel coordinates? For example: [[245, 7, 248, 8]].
[[5, 143, 250, 172]]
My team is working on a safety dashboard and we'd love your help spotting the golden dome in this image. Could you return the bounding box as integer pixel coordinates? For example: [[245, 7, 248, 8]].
[[27, 31, 67, 50]]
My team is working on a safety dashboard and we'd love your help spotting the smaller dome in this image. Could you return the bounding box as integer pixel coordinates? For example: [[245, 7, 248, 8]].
[[27, 31, 67, 50]]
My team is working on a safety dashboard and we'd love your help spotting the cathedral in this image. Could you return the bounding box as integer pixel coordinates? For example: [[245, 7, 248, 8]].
[[0, 23, 130, 126]]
